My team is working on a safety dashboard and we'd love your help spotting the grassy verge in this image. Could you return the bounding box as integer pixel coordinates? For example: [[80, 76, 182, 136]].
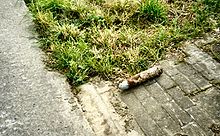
[[26, 0, 220, 85]]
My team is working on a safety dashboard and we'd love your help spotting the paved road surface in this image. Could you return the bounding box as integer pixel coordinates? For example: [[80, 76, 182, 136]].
[[0, 0, 94, 135]]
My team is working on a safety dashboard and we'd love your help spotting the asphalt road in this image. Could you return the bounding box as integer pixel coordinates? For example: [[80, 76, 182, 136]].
[[0, 0, 94, 135]]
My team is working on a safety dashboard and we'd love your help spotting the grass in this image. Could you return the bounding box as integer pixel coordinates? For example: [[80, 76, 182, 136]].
[[140, 0, 167, 23], [25, 0, 220, 85]]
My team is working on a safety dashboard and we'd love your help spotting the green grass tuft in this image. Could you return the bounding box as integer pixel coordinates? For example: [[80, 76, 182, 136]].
[[140, 0, 167, 23]]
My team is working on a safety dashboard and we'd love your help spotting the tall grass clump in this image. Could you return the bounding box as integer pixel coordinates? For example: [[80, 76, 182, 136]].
[[139, 0, 167, 23]]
